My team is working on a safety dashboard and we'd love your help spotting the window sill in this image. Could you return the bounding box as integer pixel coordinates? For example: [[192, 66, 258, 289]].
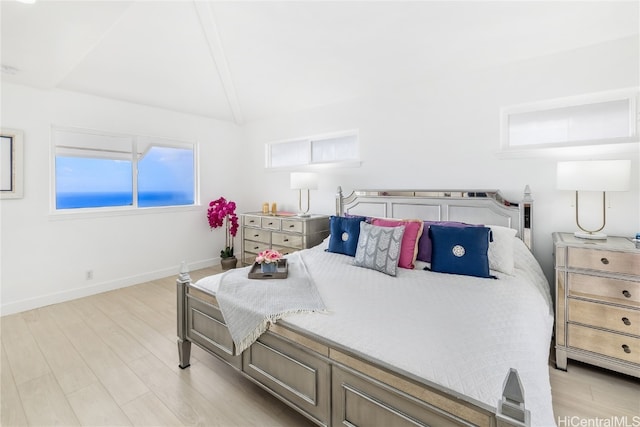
[[48, 204, 202, 221], [496, 142, 639, 159], [266, 160, 362, 171]]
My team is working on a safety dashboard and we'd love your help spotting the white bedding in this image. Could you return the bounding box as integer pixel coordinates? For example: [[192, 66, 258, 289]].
[[195, 237, 556, 427]]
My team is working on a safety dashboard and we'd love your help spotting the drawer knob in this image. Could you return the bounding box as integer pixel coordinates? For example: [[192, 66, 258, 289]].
[[622, 344, 631, 354], [253, 246, 259, 250], [268, 222, 273, 226], [622, 317, 631, 326], [600, 257, 609, 265], [253, 234, 260, 237], [283, 238, 289, 242], [289, 224, 295, 228], [622, 290, 632, 298]]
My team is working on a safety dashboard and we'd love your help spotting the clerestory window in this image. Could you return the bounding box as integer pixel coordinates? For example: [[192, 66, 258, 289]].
[[500, 89, 638, 153], [265, 130, 359, 169]]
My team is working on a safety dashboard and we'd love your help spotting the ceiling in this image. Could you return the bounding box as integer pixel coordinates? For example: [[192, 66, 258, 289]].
[[1, 1, 638, 124]]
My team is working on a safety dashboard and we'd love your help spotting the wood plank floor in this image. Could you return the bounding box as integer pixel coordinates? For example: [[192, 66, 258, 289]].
[[2, 266, 638, 426]]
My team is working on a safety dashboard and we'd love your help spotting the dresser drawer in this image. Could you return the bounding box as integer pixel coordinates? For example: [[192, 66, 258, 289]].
[[242, 254, 257, 266], [243, 215, 262, 228], [261, 217, 281, 230], [281, 218, 303, 234], [568, 273, 640, 308], [244, 228, 270, 244], [568, 324, 640, 365], [272, 246, 297, 256], [243, 240, 270, 255], [569, 299, 640, 335], [272, 232, 303, 249], [568, 247, 640, 276]]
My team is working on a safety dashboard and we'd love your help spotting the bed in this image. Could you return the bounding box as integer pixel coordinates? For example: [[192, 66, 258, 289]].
[[177, 187, 555, 427]]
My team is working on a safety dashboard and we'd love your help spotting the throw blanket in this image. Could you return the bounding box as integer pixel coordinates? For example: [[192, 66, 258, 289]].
[[216, 252, 326, 354]]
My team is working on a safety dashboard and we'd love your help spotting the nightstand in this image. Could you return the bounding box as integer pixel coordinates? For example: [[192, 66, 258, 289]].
[[553, 232, 640, 378], [240, 213, 330, 266]]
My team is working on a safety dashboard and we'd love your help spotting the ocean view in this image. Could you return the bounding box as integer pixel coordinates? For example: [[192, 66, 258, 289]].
[[57, 191, 194, 209]]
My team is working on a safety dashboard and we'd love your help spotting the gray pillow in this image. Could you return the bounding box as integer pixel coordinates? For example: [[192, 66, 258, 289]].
[[354, 222, 405, 276]]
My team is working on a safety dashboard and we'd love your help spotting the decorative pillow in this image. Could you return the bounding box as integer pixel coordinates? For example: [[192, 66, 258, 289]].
[[345, 212, 372, 222], [417, 221, 480, 263], [354, 222, 405, 276], [429, 225, 494, 278], [370, 218, 423, 269], [487, 225, 517, 275], [327, 216, 366, 256]]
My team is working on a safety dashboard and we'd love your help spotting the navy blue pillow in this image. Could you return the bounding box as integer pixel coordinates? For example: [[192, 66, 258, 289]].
[[327, 216, 366, 257], [428, 225, 494, 279]]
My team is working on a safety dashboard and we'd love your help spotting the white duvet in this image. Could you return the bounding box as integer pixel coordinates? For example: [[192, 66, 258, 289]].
[[195, 238, 556, 427]]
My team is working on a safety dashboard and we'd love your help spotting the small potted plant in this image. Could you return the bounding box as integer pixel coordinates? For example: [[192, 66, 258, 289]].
[[207, 197, 239, 270], [255, 249, 283, 273]]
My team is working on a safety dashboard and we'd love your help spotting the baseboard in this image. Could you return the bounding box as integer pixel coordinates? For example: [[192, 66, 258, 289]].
[[0, 258, 216, 316]]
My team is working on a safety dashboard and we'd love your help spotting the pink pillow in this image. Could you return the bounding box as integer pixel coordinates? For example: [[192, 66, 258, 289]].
[[370, 218, 424, 269]]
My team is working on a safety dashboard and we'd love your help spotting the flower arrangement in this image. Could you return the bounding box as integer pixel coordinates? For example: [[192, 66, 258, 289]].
[[207, 197, 239, 259], [255, 249, 283, 265]]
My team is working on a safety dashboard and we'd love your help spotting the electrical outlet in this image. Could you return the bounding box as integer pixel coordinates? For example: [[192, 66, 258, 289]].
[[86, 270, 93, 280]]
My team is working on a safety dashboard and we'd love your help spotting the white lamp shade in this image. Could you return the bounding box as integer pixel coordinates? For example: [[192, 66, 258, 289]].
[[557, 160, 631, 191], [290, 172, 318, 190]]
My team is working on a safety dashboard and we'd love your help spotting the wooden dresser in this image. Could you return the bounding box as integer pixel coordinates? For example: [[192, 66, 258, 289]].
[[553, 232, 640, 377], [240, 213, 330, 265]]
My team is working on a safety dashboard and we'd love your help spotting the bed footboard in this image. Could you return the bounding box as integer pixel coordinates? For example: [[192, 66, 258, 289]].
[[177, 271, 531, 427], [177, 269, 242, 371]]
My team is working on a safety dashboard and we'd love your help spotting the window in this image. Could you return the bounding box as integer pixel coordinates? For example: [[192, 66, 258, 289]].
[[500, 89, 639, 152], [52, 127, 195, 211], [266, 130, 359, 169], [269, 139, 309, 168], [136, 137, 194, 208]]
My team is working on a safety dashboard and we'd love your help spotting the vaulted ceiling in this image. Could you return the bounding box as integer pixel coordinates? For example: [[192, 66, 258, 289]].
[[2, 1, 638, 124]]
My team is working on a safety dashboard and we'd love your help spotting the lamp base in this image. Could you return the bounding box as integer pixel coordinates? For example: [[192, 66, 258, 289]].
[[574, 231, 607, 240], [296, 212, 311, 217]]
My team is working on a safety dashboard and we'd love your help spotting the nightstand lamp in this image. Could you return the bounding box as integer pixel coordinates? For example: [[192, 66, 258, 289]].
[[557, 159, 631, 240], [290, 172, 318, 217]]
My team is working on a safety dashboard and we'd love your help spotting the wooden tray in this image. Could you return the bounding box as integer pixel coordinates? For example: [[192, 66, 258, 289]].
[[248, 259, 288, 279]]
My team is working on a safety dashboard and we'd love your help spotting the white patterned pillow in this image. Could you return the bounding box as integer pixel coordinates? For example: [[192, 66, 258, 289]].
[[354, 222, 405, 276], [488, 225, 517, 275]]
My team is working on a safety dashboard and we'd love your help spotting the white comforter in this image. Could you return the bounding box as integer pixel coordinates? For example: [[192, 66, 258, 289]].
[[195, 238, 556, 427]]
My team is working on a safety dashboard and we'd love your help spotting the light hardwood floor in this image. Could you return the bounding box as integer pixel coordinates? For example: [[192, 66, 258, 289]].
[[2, 267, 638, 426]]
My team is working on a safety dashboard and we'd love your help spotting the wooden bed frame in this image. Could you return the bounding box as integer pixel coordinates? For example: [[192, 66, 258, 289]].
[[177, 187, 535, 427]]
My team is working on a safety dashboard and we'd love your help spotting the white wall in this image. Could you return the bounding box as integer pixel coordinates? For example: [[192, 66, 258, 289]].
[[243, 36, 640, 282], [0, 83, 246, 315], [2, 36, 638, 314]]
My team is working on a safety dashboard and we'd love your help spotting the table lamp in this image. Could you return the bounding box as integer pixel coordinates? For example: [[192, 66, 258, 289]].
[[290, 172, 318, 217], [557, 160, 631, 239]]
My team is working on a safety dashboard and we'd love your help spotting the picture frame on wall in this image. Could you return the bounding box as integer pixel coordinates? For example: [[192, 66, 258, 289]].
[[1, 128, 24, 199]]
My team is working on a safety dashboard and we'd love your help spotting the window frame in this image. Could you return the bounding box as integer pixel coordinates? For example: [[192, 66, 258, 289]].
[[499, 88, 639, 155], [265, 130, 360, 170], [0, 128, 24, 199], [50, 126, 199, 216]]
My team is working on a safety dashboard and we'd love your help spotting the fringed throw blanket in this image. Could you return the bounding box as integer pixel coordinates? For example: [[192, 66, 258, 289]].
[[216, 252, 326, 354]]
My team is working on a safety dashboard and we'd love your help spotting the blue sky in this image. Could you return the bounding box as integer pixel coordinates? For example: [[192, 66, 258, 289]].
[[56, 146, 194, 195]]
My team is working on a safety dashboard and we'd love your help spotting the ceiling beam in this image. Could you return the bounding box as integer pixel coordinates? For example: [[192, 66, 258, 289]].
[[193, 1, 244, 125]]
